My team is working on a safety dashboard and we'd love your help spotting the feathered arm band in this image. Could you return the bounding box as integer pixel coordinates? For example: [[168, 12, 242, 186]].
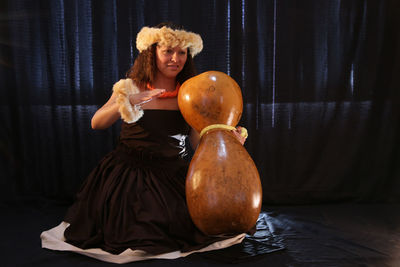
[[112, 78, 144, 123]]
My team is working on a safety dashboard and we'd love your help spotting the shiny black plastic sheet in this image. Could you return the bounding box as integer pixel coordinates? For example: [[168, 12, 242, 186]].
[[201, 212, 286, 263], [2, 202, 400, 266]]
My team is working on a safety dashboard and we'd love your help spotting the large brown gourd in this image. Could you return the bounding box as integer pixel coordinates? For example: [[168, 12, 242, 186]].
[[178, 71, 262, 235]]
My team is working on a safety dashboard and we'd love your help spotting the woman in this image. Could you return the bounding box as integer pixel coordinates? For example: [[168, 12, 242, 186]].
[[41, 22, 246, 263]]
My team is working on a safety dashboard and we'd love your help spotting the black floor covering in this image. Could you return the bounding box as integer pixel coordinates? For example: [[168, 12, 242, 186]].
[[2, 199, 400, 267]]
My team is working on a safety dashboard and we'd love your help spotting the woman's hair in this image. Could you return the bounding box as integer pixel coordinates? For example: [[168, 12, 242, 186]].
[[126, 22, 197, 87]]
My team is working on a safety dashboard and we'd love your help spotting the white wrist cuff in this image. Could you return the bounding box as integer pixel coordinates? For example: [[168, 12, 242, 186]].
[[113, 78, 144, 123]]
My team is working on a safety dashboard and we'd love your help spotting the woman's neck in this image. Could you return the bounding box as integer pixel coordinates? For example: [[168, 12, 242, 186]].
[[153, 73, 177, 92]]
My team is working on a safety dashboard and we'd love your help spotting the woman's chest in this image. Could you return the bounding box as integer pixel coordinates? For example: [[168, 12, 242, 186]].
[[142, 98, 179, 110]]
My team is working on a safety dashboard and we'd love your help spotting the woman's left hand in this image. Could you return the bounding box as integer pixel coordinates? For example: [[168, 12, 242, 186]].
[[231, 126, 247, 145]]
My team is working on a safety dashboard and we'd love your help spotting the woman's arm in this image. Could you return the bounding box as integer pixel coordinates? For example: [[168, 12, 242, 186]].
[[91, 92, 120, 130], [91, 88, 166, 130]]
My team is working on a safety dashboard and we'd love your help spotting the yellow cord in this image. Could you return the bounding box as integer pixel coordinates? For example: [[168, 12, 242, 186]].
[[199, 124, 248, 139], [240, 127, 248, 139]]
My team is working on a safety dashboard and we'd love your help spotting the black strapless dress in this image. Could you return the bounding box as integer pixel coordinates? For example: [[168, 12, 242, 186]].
[[62, 110, 233, 255]]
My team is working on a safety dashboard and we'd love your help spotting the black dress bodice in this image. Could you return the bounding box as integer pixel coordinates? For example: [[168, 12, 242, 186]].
[[118, 109, 191, 159]]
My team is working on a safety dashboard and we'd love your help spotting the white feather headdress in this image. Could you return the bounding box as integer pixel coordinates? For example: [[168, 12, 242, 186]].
[[136, 26, 203, 57]]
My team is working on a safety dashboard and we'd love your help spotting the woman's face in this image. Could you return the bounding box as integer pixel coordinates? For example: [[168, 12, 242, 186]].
[[155, 45, 188, 79]]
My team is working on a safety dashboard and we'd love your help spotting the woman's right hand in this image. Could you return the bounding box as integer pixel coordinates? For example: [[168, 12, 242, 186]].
[[129, 89, 165, 106]]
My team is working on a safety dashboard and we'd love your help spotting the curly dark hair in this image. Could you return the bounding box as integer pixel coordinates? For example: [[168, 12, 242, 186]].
[[126, 22, 197, 88]]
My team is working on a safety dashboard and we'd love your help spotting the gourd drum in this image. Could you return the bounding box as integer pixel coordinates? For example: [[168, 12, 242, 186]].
[[178, 71, 262, 235]]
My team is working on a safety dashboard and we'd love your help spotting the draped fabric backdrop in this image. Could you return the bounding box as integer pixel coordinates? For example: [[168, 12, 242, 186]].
[[1, 0, 399, 204]]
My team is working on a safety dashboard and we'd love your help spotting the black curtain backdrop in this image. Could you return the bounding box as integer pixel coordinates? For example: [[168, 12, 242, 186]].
[[1, 0, 399, 205]]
